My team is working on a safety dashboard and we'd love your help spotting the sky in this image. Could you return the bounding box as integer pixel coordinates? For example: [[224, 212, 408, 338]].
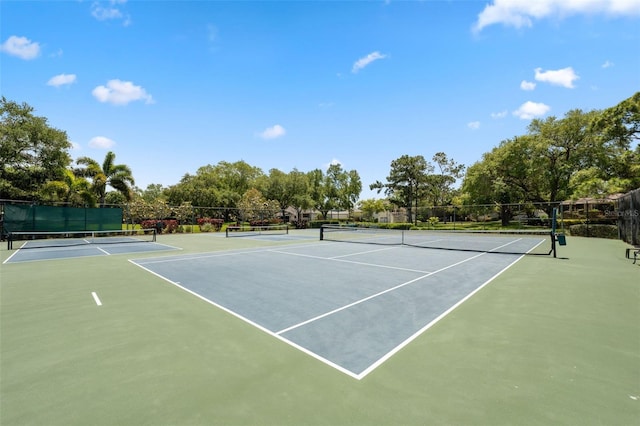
[[1, 0, 639, 200]]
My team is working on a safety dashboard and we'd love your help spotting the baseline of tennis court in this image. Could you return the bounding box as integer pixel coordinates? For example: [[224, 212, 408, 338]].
[[130, 234, 546, 379], [3, 240, 179, 264]]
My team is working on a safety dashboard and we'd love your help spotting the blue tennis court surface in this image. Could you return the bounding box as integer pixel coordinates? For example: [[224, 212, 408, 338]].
[[3, 240, 178, 263], [131, 235, 545, 379]]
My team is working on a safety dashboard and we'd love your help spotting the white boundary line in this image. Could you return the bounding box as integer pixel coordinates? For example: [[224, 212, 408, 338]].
[[129, 236, 547, 380], [91, 292, 102, 306], [127, 258, 363, 380], [2, 249, 20, 264]]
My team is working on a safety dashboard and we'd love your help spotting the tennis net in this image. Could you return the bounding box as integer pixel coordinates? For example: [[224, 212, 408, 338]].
[[225, 224, 289, 238], [7, 228, 157, 250], [320, 225, 556, 256]]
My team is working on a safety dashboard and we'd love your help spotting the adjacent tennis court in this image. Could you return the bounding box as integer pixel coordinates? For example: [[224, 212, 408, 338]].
[[3, 229, 178, 263], [131, 230, 547, 378]]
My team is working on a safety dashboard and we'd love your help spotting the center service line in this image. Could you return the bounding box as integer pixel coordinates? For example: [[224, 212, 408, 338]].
[[91, 292, 102, 306]]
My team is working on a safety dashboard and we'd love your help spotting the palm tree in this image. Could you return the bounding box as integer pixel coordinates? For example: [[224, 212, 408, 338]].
[[40, 169, 97, 207], [75, 151, 135, 206]]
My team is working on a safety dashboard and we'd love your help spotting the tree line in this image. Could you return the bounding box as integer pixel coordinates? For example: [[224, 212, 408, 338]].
[[1, 93, 638, 223]]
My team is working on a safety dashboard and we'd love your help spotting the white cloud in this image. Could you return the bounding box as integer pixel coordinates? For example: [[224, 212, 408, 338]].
[[0, 35, 40, 60], [520, 80, 536, 91], [473, 0, 640, 33], [491, 110, 508, 119], [47, 74, 77, 87], [534, 67, 579, 88], [89, 136, 116, 149], [91, 0, 131, 26], [467, 121, 481, 129], [602, 60, 614, 68], [258, 124, 286, 140], [70, 141, 81, 151], [92, 79, 154, 105], [352, 51, 388, 73], [513, 101, 551, 119]]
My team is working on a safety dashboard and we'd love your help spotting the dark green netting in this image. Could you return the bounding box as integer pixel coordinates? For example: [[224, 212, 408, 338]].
[[617, 188, 639, 246], [4, 204, 122, 232]]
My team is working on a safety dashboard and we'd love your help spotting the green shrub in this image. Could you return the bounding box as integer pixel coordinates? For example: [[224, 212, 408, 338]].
[[200, 223, 216, 232], [568, 224, 618, 239]]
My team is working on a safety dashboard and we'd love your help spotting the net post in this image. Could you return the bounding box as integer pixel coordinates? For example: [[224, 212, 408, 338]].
[[152, 228, 157, 242], [320, 225, 324, 241], [551, 208, 558, 258]]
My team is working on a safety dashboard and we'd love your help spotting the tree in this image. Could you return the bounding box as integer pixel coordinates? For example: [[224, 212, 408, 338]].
[[40, 169, 96, 207], [427, 152, 465, 207], [590, 91, 640, 147], [308, 168, 331, 219], [135, 183, 166, 203], [262, 168, 294, 220], [165, 169, 222, 208], [358, 198, 386, 222], [461, 136, 546, 225], [588, 92, 640, 193], [237, 188, 278, 223], [0, 97, 72, 200], [325, 163, 362, 218], [75, 151, 135, 206], [371, 155, 432, 224], [528, 109, 600, 202], [287, 169, 313, 224], [165, 161, 264, 219]]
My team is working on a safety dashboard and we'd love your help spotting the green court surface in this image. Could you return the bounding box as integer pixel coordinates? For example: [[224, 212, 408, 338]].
[[1, 231, 638, 425]]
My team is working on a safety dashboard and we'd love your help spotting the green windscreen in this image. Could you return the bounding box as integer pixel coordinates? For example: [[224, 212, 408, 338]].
[[4, 204, 122, 232]]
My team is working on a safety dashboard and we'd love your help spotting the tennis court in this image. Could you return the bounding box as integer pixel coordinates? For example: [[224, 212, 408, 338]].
[[1, 229, 638, 425], [131, 230, 547, 378], [3, 229, 178, 263]]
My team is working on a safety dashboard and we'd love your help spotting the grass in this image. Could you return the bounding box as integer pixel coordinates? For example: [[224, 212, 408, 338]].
[[1, 232, 638, 425]]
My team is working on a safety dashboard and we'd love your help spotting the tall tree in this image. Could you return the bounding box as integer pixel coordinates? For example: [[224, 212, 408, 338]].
[[427, 152, 465, 206], [308, 168, 331, 219], [287, 169, 313, 224], [590, 91, 640, 147], [0, 97, 72, 200], [325, 163, 362, 217], [371, 155, 431, 224], [462, 137, 545, 225], [528, 109, 599, 202], [75, 151, 135, 206], [262, 168, 293, 220]]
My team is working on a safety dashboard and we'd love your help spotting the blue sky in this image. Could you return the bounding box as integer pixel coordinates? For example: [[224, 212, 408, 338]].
[[2, 0, 639, 200]]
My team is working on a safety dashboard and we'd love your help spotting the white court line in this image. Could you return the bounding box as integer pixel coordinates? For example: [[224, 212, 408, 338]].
[[2, 249, 20, 264], [358, 252, 528, 378], [96, 246, 110, 255], [268, 249, 431, 274], [275, 248, 492, 336], [329, 246, 400, 259], [91, 292, 102, 306], [131, 236, 541, 380], [127, 257, 362, 380]]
